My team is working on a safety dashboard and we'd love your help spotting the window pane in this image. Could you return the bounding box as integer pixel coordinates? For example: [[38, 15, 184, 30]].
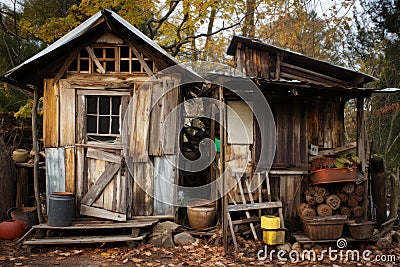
[[111, 116, 120, 134], [120, 60, 129, 72], [120, 46, 129, 58], [132, 60, 141, 72], [99, 97, 110, 115], [69, 59, 78, 71], [94, 47, 103, 58], [106, 48, 115, 59], [87, 96, 97, 114], [105, 61, 115, 72], [87, 115, 97, 133], [112, 97, 121, 115], [99, 117, 110, 134]]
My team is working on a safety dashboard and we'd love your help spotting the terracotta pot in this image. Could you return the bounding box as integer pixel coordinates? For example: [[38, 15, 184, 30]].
[[0, 219, 28, 239], [309, 167, 357, 184], [12, 149, 29, 163], [187, 204, 216, 229]]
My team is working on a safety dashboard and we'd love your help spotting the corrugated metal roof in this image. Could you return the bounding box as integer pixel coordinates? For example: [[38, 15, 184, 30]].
[[227, 35, 376, 86], [1, 9, 202, 88]]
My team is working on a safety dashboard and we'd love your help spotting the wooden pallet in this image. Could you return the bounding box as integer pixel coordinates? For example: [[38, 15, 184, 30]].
[[24, 218, 158, 246], [24, 234, 146, 245]]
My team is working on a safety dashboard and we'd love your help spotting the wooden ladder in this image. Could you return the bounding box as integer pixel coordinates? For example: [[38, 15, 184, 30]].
[[227, 171, 285, 250]]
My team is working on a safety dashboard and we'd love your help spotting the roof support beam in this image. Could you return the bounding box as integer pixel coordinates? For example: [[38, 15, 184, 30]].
[[85, 46, 106, 74], [129, 43, 154, 77]]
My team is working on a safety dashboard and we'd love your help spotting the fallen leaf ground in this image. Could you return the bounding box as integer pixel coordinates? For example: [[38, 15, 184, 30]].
[[1, 238, 399, 266]]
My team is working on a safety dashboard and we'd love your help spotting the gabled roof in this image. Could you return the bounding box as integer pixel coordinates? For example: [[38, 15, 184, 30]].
[[227, 36, 376, 88], [1, 9, 201, 89]]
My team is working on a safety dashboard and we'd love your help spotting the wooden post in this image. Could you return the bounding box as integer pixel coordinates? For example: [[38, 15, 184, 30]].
[[370, 156, 387, 227], [32, 86, 44, 223], [356, 97, 369, 220], [219, 85, 228, 252]]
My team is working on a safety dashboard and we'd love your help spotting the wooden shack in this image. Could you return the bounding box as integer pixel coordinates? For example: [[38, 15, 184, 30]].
[[200, 36, 381, 242], [1, 9, 200, 222]]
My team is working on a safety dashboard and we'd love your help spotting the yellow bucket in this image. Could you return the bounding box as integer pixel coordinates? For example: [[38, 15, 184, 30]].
[[261, 216, 285, 245]]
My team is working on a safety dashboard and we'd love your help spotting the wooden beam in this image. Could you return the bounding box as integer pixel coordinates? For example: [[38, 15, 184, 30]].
[[32, 85, 44, 223], [53, 48, 81, 84], [86, 147, 122, 164], [85, 46, 106, 74], [281, 62, 353, 87], [129, 44, 154, 76], [227, 201, 283, 212]]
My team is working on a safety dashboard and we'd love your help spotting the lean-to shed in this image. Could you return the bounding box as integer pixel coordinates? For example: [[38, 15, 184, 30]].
[[202, 36, 384, 237], [1, 9, 200, 221]]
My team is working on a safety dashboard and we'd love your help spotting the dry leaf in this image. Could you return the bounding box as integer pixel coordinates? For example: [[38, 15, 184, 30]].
[[122, 258, 128, 263], [56, 257, 66, 261], [14, 263, 23, 266], [0, 256, 6, 261], [144, 251, 152, 257], [101, 252, 110, 257], [132, 258, 143, 263]]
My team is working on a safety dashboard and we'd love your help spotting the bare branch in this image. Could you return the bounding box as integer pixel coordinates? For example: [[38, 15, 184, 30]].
[[146, 0, 182, 39]]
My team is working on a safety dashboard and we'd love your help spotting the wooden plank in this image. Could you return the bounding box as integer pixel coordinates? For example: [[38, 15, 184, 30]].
[[33, 221, 156, 230], [59, 81, 75, 147], [65, 147, 75, 194], [129, 83, 152, 162], [162, 81, 179, 154], [148, 82, 163, 156], [133, 162, 154, 215], [24, 234, 144, 245], [153, 155, 177, 215], [86, 147, 122, 163], [227, 101, 253, 145], [103, 162, 115, 211], [227, 201, 282, 212], [81, 163, 120, 206], [80, 204, 126, 221], [279, 175, 302, 231], [75, 146, 85, 201], [43, 79, 59, 147], [85, 46, 105, 74], [46, 148, 66, 212]]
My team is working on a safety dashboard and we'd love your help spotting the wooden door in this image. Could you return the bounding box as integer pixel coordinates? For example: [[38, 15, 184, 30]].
[[76, 90, 130, 221]]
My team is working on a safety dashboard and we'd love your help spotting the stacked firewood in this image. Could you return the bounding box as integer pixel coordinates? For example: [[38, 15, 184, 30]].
[[297, 182, 365, 219]]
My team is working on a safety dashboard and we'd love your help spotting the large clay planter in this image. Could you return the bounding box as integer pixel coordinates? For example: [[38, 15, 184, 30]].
[[0, 219, 28, 239], [187, 198, 216, 229], [12, 149, 29, 163]]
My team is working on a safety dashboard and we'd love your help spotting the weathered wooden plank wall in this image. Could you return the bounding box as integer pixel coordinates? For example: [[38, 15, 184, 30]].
[[59, 80, 75, 146], [132, 162, 154, 215], [270, 99, 308, 170], [43, 79, 59, 147], [278, 174, 303, 231], [129, 83, 153, 162], [307, 99, 345, 148]]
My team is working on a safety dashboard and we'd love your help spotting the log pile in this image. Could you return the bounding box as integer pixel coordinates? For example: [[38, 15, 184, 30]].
[[297, 182, 365, 219]]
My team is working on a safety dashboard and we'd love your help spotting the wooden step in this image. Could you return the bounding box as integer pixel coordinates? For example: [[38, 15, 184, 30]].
[[32, 219, 158, 230], [228, 201, 282, 212], [24, 234, 146, 245]]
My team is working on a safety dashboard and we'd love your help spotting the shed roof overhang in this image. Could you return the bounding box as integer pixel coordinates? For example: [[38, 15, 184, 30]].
[[0, 9, 202, 91], [227, 36, 376, 88]]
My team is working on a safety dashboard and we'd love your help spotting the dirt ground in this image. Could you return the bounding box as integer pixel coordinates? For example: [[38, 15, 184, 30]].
[[1, 237, 400, 266]]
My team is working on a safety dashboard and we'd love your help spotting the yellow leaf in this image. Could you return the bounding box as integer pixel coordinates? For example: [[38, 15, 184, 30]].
[[56, 257, 66, 261]]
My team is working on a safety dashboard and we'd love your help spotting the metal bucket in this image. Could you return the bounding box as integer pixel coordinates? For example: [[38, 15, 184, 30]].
[[48, 192, 74, 226]]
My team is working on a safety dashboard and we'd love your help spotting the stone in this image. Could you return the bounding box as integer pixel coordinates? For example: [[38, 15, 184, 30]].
[[276, 243, 291, 253], [174, 232, 195, 246], [149, 233, 175, 248], [152, 221, 180, 235]]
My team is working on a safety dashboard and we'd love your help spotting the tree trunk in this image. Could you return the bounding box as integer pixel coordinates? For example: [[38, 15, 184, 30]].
[[0, 134, 16, 221], [242, 0, 256, 38]]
